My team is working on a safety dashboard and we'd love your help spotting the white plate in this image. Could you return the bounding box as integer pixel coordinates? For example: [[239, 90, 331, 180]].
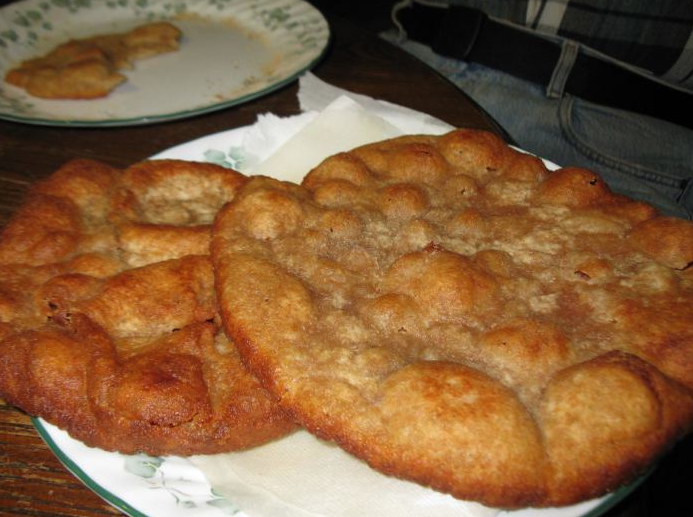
[[33, 417, 644, 517], [0, 0, 329, 126], [30, 125, 646, 517]]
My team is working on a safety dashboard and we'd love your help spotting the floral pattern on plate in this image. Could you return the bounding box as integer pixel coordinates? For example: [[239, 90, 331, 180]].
[[0, 0, 329, 126]]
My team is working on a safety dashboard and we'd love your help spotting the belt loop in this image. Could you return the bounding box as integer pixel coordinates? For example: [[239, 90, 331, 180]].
[[391, 0, 414, 42], [546, 39, 579, 99], [678, 177, 693, 220]]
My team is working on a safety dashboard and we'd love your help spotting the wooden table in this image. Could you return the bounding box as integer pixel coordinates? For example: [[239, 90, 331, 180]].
[[0, 1, 691, 516]]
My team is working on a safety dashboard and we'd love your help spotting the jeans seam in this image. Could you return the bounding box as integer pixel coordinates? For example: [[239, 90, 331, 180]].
[[558, 96, 686, 190]]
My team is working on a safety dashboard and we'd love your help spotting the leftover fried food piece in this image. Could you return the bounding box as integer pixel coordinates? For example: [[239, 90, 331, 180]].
[[211, 129, 693, 508], [0, 158, 295, 456], [4, 22, 181, 99]]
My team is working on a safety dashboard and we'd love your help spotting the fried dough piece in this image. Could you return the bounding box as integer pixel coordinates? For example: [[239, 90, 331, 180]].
[[5, 22, 181, 99], [0, 158, 295, 455], [211, 129, 693, 508]]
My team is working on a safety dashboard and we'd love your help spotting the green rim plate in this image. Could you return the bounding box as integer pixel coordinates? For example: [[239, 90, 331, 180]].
[[0, 0, 329, 127]]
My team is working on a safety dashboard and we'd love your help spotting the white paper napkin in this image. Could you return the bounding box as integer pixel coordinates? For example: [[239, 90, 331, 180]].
[[234, 73, 454, 181], [191, 431, 498, 517], [190, 73, 497, 517], [247, 95, 402, 183], [297, 73, 455, 136]]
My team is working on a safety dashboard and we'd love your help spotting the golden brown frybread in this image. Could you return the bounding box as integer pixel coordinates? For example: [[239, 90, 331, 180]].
[[0, 158, 295, 456], [211, 129, 693, 508], [4, 22, 181, 99]]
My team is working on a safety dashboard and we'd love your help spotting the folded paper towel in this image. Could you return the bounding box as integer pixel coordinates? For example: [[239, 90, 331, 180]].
[[247, 95, 402, 183], [234, 73, 454, 180], [297, 72, 454, 135], [190, 431, 498, 517]]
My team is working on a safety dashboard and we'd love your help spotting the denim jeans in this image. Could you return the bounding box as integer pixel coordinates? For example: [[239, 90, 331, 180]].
[[385, 36, 693, 220]]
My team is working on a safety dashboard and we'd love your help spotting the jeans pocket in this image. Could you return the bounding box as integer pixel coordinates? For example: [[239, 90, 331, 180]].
[[558, 95, 693, 219]]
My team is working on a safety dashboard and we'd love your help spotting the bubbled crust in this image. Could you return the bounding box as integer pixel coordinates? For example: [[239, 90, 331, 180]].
[[0, 158, 295, 455], [212, 129, 693, 508]]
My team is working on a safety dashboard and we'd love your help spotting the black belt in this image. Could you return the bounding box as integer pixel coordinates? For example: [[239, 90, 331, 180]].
[[396, 3, 693, 130]]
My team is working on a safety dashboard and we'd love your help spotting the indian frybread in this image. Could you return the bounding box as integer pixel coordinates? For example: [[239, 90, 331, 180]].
[[5, 22, 181, 99], [0, 158, 295, 456], [211, 129, 693, 508]]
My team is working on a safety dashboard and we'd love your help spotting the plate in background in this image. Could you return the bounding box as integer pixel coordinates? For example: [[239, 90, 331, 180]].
[[0, 0, 329, 126]]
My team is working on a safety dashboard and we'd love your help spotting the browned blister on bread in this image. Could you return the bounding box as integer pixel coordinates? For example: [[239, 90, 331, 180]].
[[211, 129, 693, 508], [0, 158, 295, 456]]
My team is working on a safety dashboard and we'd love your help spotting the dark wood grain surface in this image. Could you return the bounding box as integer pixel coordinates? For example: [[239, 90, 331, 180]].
[[1, 1, 692, 516]]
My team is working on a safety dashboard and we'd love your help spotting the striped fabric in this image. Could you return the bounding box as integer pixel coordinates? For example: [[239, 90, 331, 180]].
[[448, 0, 693, 91]]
